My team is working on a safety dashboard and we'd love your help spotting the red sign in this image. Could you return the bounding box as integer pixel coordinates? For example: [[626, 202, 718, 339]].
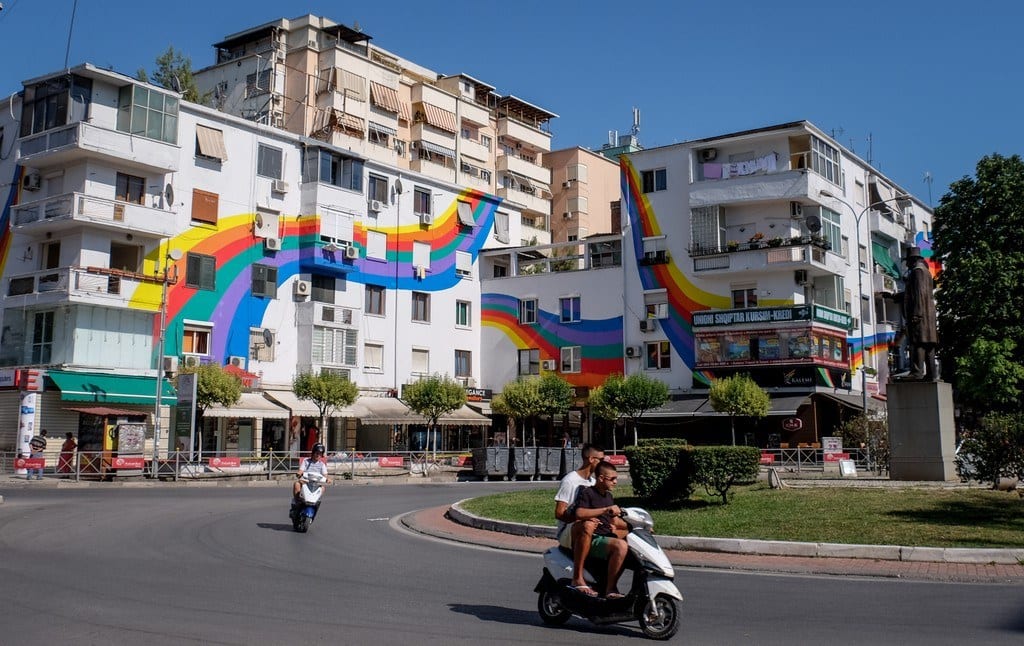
[[781, 417, 803, 431], [14, 457, 45, 469], [112, 456, 145, 469], [604, 454, 627, 466], [824, 452, 850, 462], [208, 457, 241, 468], [759, 452, 775, 464], [378, 456, 404, 468], [16, 369, 44, 392]]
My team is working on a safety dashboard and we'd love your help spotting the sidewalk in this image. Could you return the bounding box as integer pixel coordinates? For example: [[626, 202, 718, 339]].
[[401, 503, 1024, 584]]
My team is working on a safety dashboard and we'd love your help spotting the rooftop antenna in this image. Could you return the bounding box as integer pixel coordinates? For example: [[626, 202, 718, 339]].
[[63, 0, 79, 68], [923, 171, 933, 207], [631, 107, 640, 137]]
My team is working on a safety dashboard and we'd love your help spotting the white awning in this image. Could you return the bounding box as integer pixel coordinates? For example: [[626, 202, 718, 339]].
[[351, 396, 425, 425], [203, 393, 290, 419], [438, 405, 491, 427], [457, 200, 476, 227], [263, 390, 324, 417], [368, 121, 398, 136], [195, 125, 227, 161]]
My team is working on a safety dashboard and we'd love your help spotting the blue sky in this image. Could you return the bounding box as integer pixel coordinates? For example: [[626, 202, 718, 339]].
[[1, 0, 1020, 206]]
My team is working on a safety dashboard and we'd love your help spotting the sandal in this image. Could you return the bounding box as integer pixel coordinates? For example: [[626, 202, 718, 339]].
[[570, 585, 598, 597], [604, 592, 625, 600]]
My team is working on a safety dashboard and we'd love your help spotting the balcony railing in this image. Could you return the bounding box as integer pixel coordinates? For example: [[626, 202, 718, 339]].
[[5, 265, 164, 305], [18, 121, 180, 172], [12, 192, 177, 238], [691, 239, 835, 274]]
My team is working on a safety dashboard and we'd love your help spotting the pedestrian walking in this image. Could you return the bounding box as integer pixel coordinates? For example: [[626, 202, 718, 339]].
[[58, 432, 77, 477]]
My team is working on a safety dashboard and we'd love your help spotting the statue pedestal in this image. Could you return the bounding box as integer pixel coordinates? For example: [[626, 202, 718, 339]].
[[887, 381, 957, 481]]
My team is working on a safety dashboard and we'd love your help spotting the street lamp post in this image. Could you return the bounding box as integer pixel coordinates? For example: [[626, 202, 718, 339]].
[[819, 190, 909, 464], [152, 247, 182, 477]]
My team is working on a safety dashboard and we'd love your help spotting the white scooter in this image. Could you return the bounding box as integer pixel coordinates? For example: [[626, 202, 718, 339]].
[[535, 507, 682, 640], [288, 471, 326, 533]]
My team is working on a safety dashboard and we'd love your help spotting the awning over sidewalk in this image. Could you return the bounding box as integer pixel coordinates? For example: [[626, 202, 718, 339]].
[[437, 405, 492, 427], [263, 390, 325, 417], [645, 397, 710, 418], [815, 391, 886, 413], [65, 406, 149, 417], [48, 370, 177, 405], [203, 393, 289, 419], [768, 394, 812, 415], [351, 396, 425, 425]]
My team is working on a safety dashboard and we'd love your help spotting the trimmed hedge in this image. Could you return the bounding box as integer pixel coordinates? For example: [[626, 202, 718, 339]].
[[626, 442, 761, 506]]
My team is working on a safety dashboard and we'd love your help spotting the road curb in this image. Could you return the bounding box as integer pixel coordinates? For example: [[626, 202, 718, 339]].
[[447, 500, 1024, 565]]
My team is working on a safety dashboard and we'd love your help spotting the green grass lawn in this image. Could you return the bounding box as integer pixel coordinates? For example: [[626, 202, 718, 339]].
[[459, 485, 1024, 549]]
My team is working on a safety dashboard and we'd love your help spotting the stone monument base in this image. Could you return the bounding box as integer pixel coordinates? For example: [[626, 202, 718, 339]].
[[887, 381, 957, 481]]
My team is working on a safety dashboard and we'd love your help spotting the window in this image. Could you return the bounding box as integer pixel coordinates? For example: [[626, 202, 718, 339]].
[[368, 124, 391, 147], [492, 264, 508, 278], [366, 230, 387, 261], [841, 235, 850, 260], [859, 244, 868, 270], [20, 77, 71, 136], [456, 200, 475, 227], [312, 149, 363, 191], [368, 174, 388, 202], [518, 349, 540, 376], [732, 285, 757, 309], [455, 300, 471, 327], [414, 187, 431, 216], [313, 327, 358, 366], [454, 350, 472, 377], [820, 207, 842, 251], [560, 346, 581, 373], [195, 125, 227, 162], [191, 189, 219, 225], [364, 343, 384, 371], [560, 296, 581, 323], [519, 298, 538, 324], [116, 84, 178, 144], [411, 291, 430, 322], [245, 70, 272, 97], [690, 205, 722, 252], [646, 341, 671, 370], [493, 211, 510, 244], [185, 253, 216, 291], [251, 263, 278, 298], [31, 311, 54, 364], [411, 348, 430, 375], [311, 274, 334, 304], [257, 144, 283, 180], [641, 236, 668, 264], [365, 285, 385, 315], [455, 251, 473, 278], [112, 172, 145, 205], [480, 134, 492, 150], [641, 168, 667, 193], [182, 324, 211, 355], [810, 136, 841, 185], [249, 328, 275, 362], [644, 290, 669, 319], [413, 241, 431, 271], [567, 163, 588, 183], [567, 196, 588, 214]]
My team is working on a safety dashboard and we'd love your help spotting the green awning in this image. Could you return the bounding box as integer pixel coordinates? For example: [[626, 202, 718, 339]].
[[872, 241, 901, 278], [48, 370, 177, 405]]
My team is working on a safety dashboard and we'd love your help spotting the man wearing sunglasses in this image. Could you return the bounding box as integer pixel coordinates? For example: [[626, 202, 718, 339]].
[[570, 461, 628, 598], [554, 443, 604, 596]]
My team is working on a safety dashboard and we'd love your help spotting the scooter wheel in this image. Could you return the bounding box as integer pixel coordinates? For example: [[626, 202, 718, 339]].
[[296, 515, 310, 533], [537, 588, 571, 625], [639, 594, 680, 640]]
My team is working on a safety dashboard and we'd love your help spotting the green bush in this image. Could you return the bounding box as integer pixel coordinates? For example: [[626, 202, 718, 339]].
[[625, 443, 694, 503], [692, 446, 761, 504], [957, 412, 1024, 486]]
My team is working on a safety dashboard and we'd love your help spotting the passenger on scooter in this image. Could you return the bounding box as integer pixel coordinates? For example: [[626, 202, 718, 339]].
[[293, 442, 331, 501], [571, 461, 628, 599]]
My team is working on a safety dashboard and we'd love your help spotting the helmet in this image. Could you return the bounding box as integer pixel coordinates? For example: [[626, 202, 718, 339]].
[[311, 443, 325, 455]]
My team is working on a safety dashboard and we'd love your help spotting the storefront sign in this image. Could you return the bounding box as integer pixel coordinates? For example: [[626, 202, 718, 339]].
[[208, 456, 241, 468], [759, 452, 775, 464], [14, 457, 45, 469], [464, 387, 493, 402], [813, 305, 853, 330], [0, 369, 16, 388], [692, 305, 852, 331], [781, 417, 803, 431], [378, 456, 404, 468], [112, 456, 145, 469]]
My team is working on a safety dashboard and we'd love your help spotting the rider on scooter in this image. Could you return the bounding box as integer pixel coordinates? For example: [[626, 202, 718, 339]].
[[293, 442, 331, 501], [571, 461, 628, 598]]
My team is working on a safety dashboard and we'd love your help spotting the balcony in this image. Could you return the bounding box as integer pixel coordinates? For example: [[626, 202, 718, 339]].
[[868, 209, 907, 242], [18, 121, 180, 173], [410, 156, 457, 184], [497, 186, 550, 217], [497, 117, 552, 152], [5, 265, 165, 309], [690, 239, 844, 277], [12, 192, 178, 238], [459, 136, 491, 164], [459, 100, 490, 127], [496, 153, 551, 185]]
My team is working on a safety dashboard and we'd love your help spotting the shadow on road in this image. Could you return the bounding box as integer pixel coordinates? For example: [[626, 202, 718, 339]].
[[256, 522, 295, 532], [447, 604, 634, 637]]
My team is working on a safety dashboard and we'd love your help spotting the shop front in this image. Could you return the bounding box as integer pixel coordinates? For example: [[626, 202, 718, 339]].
[[201, 393, 290, 456]]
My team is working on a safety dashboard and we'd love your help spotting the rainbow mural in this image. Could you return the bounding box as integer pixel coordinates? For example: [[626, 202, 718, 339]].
[[129, 188, 500, 364], [0, 166, 24, 277], [480, 293, 623, 388]]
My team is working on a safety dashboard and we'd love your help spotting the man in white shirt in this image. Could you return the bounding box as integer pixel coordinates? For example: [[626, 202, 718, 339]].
[[553, 443, 605, 596]]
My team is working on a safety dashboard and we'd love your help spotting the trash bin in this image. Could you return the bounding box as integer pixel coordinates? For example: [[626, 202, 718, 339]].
[[471, 447, 509, 481], [562, 447, 582, 474], [510, 446, 537, 480], [536, 447, 561, 479]]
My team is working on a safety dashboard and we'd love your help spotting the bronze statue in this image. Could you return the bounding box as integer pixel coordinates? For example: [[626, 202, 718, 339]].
[[903, 246, 938, 381]]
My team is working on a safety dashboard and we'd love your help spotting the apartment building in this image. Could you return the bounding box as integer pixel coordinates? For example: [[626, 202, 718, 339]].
[[543, 146, 621, 244]]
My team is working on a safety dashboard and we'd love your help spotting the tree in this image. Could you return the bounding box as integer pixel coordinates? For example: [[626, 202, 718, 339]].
[[535, 374, 574, 444], [956, 413, 1024, 487], [138, 46, 209, 104], [591, 373, 669, 447], [836, 414, 890, 475], [402, 374, 466, 461], [934, 154, 1024, 414], [491, 377, 544, 445], [707, 374, 770, 446], [293, 372, 359, 444]]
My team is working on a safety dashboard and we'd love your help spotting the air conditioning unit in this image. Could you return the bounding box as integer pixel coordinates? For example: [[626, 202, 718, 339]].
[[701, 148, 718, 162], [639, 319, 657, 333], [22, 172, 41, 191], [562, 180, 573, 188], [368, 199, 383, 212], [794, 269, 809, 285], [420, 213, 434, 226], [228, 356, 246, 368], [344, 245, 360, 260], [182, 354, 202, 368], [790, 201, 803, 218], [293, 279, 311, 296], [624, 346, 641, 358], [541, 359, 557, 371], [271, 179, 289, 193], [563, 212, 573, 219], [162, 355, 179, 374], [264, 237, 282, 252], [882, 274, 896, 292]]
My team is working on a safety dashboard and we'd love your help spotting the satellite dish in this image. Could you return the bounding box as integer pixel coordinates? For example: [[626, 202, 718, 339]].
[[168, 249, 183, 261], [393, 177, 404, 194], [164, 183, 174, 206], [262, 328, 274, 346], [804, 214, 822, 233], [254, 213, 264, 229]]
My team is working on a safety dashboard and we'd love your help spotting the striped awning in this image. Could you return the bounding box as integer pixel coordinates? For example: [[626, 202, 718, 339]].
[[334, 110, 365, 137], [368, 121, 397, 136], [370, 82, 401, 113], [195, 125, 227, 161], [418, 140, 455, 158], [420, 103, 458, 133]]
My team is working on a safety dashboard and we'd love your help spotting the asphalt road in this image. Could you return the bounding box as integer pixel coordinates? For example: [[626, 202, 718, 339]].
[[1, 483, 1021, 645]]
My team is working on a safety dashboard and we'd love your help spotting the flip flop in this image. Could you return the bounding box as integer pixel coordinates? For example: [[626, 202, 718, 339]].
[[570, 585, 598, 597], [604, 592, 626, 600]]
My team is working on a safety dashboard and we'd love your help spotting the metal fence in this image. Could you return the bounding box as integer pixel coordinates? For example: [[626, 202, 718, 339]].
[[758, 447, 886, 475]]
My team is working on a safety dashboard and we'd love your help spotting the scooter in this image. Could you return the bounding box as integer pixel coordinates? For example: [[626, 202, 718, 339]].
[[288, 471, 326, 533], [535, 507, 682, 640]]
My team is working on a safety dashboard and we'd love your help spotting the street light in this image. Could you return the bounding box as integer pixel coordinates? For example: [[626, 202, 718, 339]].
[[153, 246, 182, 477], [819, 189, 910, 459]]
